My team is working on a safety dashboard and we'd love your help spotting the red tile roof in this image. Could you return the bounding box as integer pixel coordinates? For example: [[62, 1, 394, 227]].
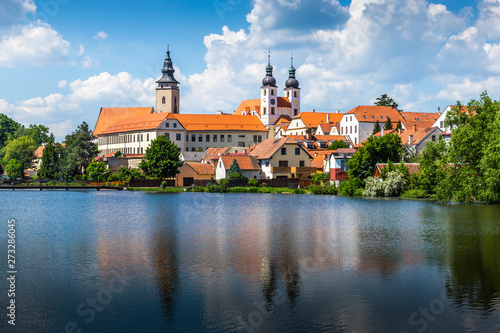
[[374, 163, 420, 177], [234, 99, 261, 116], [34, 145, 44, 158], [219, 155, 260, 171], [187, 163, 215, 175], [293, 112, 344, 127], [400, 112, 440, 131], [249, 137, 312, 160], [99, 113, 168, 135], [94, 107, 154, 136], [399, 127, 441, 145], [169, 114, 267, 132], [346, 105, 405, 123]]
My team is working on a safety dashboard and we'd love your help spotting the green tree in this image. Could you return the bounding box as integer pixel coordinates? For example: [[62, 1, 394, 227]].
[[311, 172, 329, 184], [86, 161, 111, 181], [62, 122, 98, 177], [372, 120, 381, 135], [396, 120, 403, 130], [139, 135, 183, 179], [39, 134, 61, 179], [227, 159, 248, 181], [16, 124, 50, 146], [327, 140, 347, 150], [416, 137, 447, 195], [384, 117, 393, 130], [116, 167, 144, 181], [375, 94, 399, 109], [0, 114, 22, 150], [3, 136, 37, 174], [114, 151, 122, 158], [5, 159, 23, 179], [347, 134, 403, 180]]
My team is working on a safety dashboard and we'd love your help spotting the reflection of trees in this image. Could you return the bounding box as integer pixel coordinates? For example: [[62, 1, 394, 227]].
[[445, 217, 500, 314], [152, 218, 180, 323]]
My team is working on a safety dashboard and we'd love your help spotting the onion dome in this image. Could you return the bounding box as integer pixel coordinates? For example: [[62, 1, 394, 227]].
[[285, 56, 299, 88], [262, 51, 277, 87]]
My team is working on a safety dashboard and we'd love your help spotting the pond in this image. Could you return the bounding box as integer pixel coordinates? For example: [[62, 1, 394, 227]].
[[1, 191, 499, 332]]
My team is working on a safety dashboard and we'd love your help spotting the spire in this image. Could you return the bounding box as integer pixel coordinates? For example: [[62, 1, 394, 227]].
[[262, 50, 276, 87], [157, 45, 179, 86], [285, 51, 299, 89], [289, 52, 296, 79]]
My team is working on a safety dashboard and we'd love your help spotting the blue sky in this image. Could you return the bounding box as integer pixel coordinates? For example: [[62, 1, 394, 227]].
[[0, 0, 498, 140]]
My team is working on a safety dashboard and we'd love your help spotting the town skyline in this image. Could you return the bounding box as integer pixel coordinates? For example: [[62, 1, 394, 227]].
[[0, 0, 497, 141]]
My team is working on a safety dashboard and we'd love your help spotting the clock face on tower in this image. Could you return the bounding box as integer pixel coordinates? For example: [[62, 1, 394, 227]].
[[293, 100, 299, 107], [270, 98, 276, 106], [262, 98, 267, 104]]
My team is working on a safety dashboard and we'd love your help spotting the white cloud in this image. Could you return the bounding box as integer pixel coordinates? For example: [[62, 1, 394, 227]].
[[0, 0, 36, 31], [58, 80, 67, 89], [93, 31, 108, 40], [47, 120, 73, 138], [81, 56, 99, 68], [0, 20, 70, 67], [78, 44, 85, 55]]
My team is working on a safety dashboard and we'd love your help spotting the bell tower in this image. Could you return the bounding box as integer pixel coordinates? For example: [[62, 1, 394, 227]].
[[156, 45, 180, 113], [260, 51, 277, 126], [284, 54, 300, 116]]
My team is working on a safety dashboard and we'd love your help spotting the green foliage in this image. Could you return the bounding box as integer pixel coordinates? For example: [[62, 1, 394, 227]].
[[218, 178, 228, 188], [294, 188, 306, 194], [117, 167, 144, 182], [401, 189, 429, 198], [375, 94, 399, 109], [0, 114, 22, 150], [311, 172, 329, 184], [161, 180, 168, 189], [17, 124, 49, 146], [86, 161, 111, 181], [308, 185, 337, 195], [248, 178, 259, 186], [327, 140, 347, 150], [227, 159, 248, 181], [207, 185, 228, 193], [139, 135, 183, 179], [248, 187, 259, 193], [39, 134, 62, 180], [347, 134, 403, 180], [196, 148, 203, 152], [260, 182, 267, 187], [364, 171, 406, 197], [114, 151, 122, 158], [396, 120, 403, 130], [416, 138, 447, 194], [3, 136, 37, 173], [338, 178, 363, 196], [62, 122, 98, 177], [384, 117, 393, 130], [5, 159, 23, 179], [372, 120, 381, 135]]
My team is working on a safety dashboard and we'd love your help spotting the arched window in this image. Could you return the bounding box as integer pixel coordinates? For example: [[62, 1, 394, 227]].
[[162, 96, 166, 104], [173, 97, 178, 113], [294, 91, 297, 98], [271, 89, 275, 95]]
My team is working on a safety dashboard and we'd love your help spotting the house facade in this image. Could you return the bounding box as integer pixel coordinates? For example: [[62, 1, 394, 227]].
[[325, 148, 357, 186], [215, 155, 261, 181]]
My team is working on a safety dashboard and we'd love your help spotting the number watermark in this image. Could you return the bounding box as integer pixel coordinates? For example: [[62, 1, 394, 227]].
[[6, 219, 17, 326]]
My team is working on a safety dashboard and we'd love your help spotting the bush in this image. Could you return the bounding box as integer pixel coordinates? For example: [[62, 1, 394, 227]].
[[401, 189, 429, 198], [338, 178, 363, 196], [260, 182, 267, 187], [248, 178, 259, 187], [308, 185, 337, 195], [246, 187, 258, 193], [258, 188, 270, 193], [364, 171, 406, 197], [230, 187, 248, 193], [294, 188, 306, 194], [218, 179, 228, 188], [207, 185, 228, 193], [161, 180, 168, 189]]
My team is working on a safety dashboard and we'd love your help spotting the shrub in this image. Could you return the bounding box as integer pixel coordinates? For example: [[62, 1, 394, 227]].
[[338, 178, 363, 196], [188, 186, 206, 192], [161, 180, 168, 189], [259, 188, 270, 193], [230, 187, 248, 193], [308, 185, 337, 195], [248, 178, 259, 187], [364, 171, 406, 197], [294, 188, 306, 194], [260, 182, 267, 187], [218, 179, 228, 188], [401, 189, 428, 198]]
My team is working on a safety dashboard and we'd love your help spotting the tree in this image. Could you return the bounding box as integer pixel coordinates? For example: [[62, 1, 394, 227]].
[[16, 124, 49, 146], [0, 114, 22, 150], [227, 159, 248, 181], [311, 172, 329, 184], [375, 94, 399, 109], [139, 135, 183, 179], [39, 134, 61, 179], [86, 161, 111, 181], [372, 120, 381, 135], [416, 137, 447, 195], [114, 151, 122, 158], [347, 134, 403, 180], [327, 140, 347, 150], [396, 120, 403, 130], [384, 117, 393, 130], [3, 136, 37, 175], [62, 122, 98, 177], [5, 159, 23, 179]]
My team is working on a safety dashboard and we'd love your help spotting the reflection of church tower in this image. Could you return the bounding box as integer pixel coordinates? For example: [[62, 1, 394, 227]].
[[156, 46, 180, 114], [260, 51, 277, 126], [284, 55, 300, 116]]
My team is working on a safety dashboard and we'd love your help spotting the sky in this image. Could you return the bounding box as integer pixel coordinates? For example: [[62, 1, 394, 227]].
[[1, 0, 499, 141]]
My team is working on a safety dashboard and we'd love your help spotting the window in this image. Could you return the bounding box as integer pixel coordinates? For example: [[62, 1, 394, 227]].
[[206, 134, 210, 142], [141, 134, 144, 141], [221, 135, 225, 142], [263, 107, 267, 115], [341, 127, 343, 134], [355, 138, 357, 145], [165, 133, 169, 138], [355, 125, 357, 133], [279, 161, 288, 167], [238, 135, 245, 138], [271, 107, 275, 115], [265, 161, 270, 167], [258, 135, 262, 142], [147, 134, 150, 141], [133, 135, 135, 142], [162, 96, 165, 104], [166, 123, 170, 128], [300, 160, 305, 167], [440, 121, 444, 128], [432, 135, 436, 141], [281, 148, 287, 155], [415, 118, 420, 121], [295, 148, 300, 155], [192, 147, 195, 151], [381, 116, 385, 119], [186, 147, 189, 151], [191, 134, 196, 142], [228, 135, 232, 142], [186, 134, 189, 142], [238, 142, 245, 147], [287, 91, 290, 97], [141, 148, 143, 154], [271, 89, 275, 95], [173, 123, 177, 128], [176, 133, 181, 141], [350, 126, 352, 134], [213, 135, 217, 142], [198, 135, 203, 142], [294, 91, 297, 98], [263, 90, 267, 96], [253, 135, 257, 142], [294, 108, 298, 116]]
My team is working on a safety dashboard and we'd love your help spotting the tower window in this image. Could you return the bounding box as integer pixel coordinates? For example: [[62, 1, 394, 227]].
[[271, 89, 275, 95], [162, 96, 166, 104], [263, 107, 267, 115], [271, 107, 275, 115], [294, 108, 298, 116], [263, 90, 267, 96], [294, 91, 297, 98]]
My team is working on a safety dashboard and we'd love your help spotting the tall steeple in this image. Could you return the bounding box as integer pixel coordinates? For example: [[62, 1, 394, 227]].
[[284, 52, 300, 116], [285, 53, 299, 89], [262, 50, 277, 87], [156, 45, 180, 114]]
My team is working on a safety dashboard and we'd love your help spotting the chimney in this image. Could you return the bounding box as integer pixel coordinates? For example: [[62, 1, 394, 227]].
[[413, 124, 417, 133], [216, 110, 222, 115], [409, 135, 413, 145], [326, 114, 330, 123], [245, 106, 250, 112], [381, 127, 384, 136], [312, 109, 316, 113], [398, 128, 401, 136]]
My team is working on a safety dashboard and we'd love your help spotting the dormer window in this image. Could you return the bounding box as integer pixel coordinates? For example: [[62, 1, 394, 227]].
[[415, 118, 420, 121]]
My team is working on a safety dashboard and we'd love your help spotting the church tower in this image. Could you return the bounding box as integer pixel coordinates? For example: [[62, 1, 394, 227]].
[[284, 54, 300, 116], [156, 46, 180, 113], [260, 51, 277, 126]]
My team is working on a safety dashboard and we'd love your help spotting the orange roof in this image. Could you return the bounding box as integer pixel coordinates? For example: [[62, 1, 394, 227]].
[[169, 114, 267, 132], [346, 105, 405, 123], [399, 127, 442, 145], [311, 153, 326, 169], [234, 99, 261, 116], [99, 113, 168, 135], [34, 145, 44, 158], [375, 163, 420, 177], [94, 107, 154, 136], [249, 137, 312, 160], [187, 163, 215, 175], [400, 112, 440, 131], [293, 112, 344, 127], [313, 135, 348, 142], [317, 123, 339, 134], [219, 155, 260, 171], [355, 128, 399, 147], [276, 97, 291, 108]]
